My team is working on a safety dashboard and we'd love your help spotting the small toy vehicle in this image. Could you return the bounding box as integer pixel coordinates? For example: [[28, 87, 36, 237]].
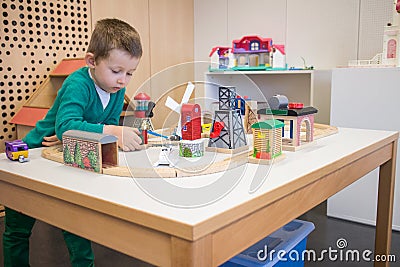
[[5, 140, 29, 163]]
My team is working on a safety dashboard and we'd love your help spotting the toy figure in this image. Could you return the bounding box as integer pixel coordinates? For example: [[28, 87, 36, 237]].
[[154, 146, 173, 167]]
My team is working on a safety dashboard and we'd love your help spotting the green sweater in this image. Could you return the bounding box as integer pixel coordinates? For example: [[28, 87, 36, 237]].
[[23, 67, 126, 148]]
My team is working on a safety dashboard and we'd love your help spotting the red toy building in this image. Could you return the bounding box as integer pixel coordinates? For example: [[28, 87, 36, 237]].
[[181, 103, 201, 140]]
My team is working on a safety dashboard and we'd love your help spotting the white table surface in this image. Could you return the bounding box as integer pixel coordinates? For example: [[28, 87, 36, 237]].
[[0, 127, 397, 226]]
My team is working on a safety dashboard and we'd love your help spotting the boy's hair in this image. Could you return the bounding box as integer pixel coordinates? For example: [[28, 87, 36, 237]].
[[87, 18, 142, 62]]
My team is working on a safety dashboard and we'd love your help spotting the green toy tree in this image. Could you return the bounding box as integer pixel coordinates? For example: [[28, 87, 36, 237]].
[[87, 150, 99, 172], [181, 147, 192, 157], [64, 145, 74, 164], [74, 143, 84, 169]]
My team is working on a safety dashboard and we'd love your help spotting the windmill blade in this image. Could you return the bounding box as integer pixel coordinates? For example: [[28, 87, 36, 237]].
[[180, 82, 195, 104], [165, 96, 180, 113]]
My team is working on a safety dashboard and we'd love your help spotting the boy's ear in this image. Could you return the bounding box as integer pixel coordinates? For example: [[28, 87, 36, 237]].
[[85, 53, 96, 68]]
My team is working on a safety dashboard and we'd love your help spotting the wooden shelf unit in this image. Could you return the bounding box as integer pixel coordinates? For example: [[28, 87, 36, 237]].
[[203, 70, 314, 116]]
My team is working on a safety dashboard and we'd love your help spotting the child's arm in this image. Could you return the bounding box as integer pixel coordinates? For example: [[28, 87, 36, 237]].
[[103, 125, 143, 151]]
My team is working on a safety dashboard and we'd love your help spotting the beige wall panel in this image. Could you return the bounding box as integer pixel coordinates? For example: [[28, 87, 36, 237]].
[[90, 0, 151, 101], [149, 0, 194, 129], [148, 0, 194, 74], [0, 0, 91, 148]]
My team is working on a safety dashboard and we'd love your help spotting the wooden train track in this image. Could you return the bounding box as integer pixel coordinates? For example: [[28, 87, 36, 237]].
[[41, 124, 338, 178], [42, 143, 250, 178]]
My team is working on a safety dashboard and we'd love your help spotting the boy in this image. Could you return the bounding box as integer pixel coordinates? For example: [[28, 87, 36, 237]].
[[3, 18, 143, 266]]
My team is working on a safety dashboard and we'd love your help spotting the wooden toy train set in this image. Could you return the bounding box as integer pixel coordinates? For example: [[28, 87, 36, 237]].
[[38, 83, 337, 178], [6, 58, 337, 178]]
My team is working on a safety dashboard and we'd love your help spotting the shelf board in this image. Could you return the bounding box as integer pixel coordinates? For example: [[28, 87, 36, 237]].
[[206, 70, 313, 75]]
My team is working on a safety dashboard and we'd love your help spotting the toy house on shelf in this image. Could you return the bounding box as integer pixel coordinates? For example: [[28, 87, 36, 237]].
[[249, 119, 285, 165], [209, 46, 233, 69], [209, 35, 286, 71], [62, 130, 118, 173]]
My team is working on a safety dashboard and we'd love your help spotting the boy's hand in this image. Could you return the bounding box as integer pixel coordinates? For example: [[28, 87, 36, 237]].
[[103, 125, 143, 151], [42, 135, 62, 147]]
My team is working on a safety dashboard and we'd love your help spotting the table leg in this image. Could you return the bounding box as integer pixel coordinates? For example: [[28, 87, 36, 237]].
[[171, 235, 212, 266], [374, 140, 397, 267]]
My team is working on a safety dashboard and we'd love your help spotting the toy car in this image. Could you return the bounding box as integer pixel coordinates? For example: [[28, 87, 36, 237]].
[[5, 140, 29, 163]]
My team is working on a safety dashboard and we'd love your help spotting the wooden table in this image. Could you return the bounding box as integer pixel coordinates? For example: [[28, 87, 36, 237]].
[[0, 128, 397, 266]]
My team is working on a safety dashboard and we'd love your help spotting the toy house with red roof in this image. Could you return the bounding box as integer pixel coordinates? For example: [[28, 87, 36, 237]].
[[272, 44, 286, 69], [232, 35, 272, 69], [209, 46, 232, 69], [209, 35, 286, 71]]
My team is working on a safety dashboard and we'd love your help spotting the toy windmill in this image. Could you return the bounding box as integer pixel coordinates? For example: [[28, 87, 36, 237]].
[[165, 82, 195, 138]]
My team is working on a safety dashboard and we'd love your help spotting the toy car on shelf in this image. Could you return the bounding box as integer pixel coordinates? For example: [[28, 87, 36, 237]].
[[5, 140, 29, 163]]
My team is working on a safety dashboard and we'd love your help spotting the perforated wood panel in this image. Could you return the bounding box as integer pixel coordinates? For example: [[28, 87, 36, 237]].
[[358, 0, 393, 59], [0, 0, 91, 150]]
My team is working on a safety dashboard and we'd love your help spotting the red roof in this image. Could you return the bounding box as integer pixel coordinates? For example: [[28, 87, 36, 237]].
[[273, 44, 286, 55], [134, 92, 151, 100], [232, 35, 272, 53], [10, 107, 48, 126], [51, 58, 86, 76], [209, 46, 231, 57]]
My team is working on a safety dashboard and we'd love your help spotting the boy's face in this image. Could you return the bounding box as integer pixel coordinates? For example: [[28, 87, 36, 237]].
[[86, 48, 140, 93]]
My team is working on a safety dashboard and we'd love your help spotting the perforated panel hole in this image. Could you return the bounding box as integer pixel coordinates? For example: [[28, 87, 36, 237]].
[[0, 0, 91, 141]]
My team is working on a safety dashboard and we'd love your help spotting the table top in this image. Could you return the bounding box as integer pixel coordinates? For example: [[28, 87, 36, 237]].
[[0, 127, 397, 240]]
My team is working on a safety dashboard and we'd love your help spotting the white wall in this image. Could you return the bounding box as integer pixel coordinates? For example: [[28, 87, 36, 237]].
[[328, 67, 400, 230], [286, 0, 359, 69], [358, 0, 393, 60], [195, 0, 393, 69], [194, 0, 393, 124]]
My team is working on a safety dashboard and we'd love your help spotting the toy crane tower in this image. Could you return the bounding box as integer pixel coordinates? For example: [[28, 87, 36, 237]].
[[208, 86, 247, 152]]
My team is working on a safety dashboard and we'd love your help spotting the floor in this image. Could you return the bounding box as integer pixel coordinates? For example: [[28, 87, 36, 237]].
[[0, 202, 399, 266]]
